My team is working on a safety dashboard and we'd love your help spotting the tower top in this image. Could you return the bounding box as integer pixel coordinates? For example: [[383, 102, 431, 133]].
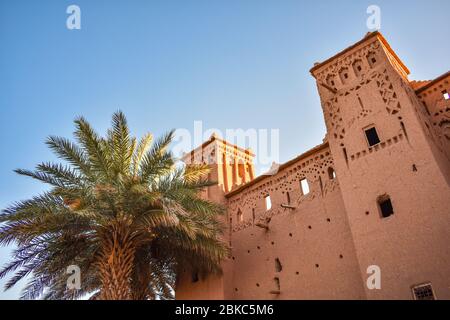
[[309, 31, 410, 77], [181, 133, 255, 166]]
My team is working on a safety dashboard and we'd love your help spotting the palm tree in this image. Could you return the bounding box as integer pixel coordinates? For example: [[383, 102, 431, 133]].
[[0, 111, 228, 300]]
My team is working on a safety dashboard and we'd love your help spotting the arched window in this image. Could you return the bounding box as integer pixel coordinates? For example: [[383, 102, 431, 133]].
[[237, 209, 243, 223], [264, 195, 272, 210], [328, 167, 336, 180]]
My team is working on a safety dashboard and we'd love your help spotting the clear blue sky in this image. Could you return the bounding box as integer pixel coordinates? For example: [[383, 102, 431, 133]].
[[0, 0, 448, 299]]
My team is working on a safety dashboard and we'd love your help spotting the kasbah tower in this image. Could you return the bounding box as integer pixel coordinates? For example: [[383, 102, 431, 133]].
[[176, 32, 450, 300]]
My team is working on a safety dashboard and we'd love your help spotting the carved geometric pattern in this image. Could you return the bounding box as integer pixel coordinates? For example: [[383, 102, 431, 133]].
[[228, 150, 338, 233], [374, 70, 402, 116]]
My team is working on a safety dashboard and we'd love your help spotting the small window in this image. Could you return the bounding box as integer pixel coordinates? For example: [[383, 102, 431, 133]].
[[252, 208, 255, 223], [265, 195, 272, 210], [412, 283, 435, 300], [237, 209, 243, 223], [300, 178, 310, 195], [192, 272, 199, 283], [328, 167, 336, 180], [275, 258, 283, 272], [378, 195, 394, 218], [286, 192, 291, 204], [365, 127, 381, 147], [442, 90, 449, 100]]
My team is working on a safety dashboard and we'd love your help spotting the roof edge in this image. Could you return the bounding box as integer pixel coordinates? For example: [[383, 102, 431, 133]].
[[310, 31, 410, 76], [415, 71, 450, 94]]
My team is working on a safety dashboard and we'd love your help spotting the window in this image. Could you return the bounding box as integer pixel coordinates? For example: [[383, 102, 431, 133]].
[[192, 272, 199, 283], [365, 127, 381, 147], [286, 192, 291, 204], [378, 195, 394, 218], [275, 258, 283, 272], [328, 167, 336, 180], [300, 178, 310, 195], [412, 283, 435, 300], [237, 209, 243, 223], [442, 90, 449, 100], [265, 195, 272, 210]]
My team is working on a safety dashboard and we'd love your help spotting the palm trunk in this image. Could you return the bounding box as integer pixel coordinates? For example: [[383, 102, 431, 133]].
[[96, 220, 137, 300], [130, 251, 151, 300]]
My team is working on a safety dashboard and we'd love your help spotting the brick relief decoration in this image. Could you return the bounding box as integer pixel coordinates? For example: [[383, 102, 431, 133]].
[[228, 149, 337, 233]]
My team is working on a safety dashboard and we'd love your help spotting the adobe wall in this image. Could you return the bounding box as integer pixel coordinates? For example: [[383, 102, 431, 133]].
[[175, 137, 255, 300], [176, 32, 450, 301], [415, 74, 450, 178], [311, 32, 450, 299], [225, 145, 366, 299]]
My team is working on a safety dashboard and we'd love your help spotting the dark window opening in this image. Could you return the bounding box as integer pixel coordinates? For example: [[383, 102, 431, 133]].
[[275, 258, 283, 272], [192, 272, 199, 283], [412, 283, 435, 300], [365, 127, 381, 146], [378, 195, 394, 218], [286, 192, 291, 204], [274, 277, 280, 290]]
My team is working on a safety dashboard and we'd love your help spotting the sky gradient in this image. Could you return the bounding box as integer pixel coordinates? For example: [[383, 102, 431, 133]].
[[0, 0, 449, 299]]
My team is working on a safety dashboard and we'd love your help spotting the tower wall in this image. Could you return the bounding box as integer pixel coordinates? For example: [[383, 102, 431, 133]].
[[311, 32, 450, 299]]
